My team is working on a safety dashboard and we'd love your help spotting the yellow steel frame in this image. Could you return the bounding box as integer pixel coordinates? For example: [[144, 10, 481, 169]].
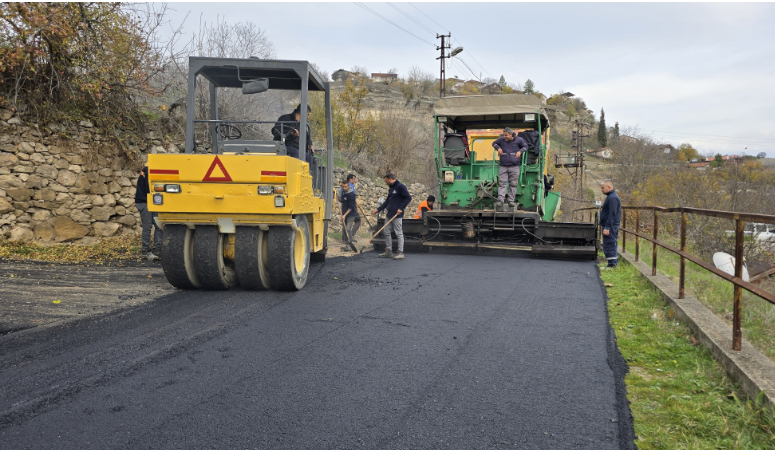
[[147, 154, 326, 252]]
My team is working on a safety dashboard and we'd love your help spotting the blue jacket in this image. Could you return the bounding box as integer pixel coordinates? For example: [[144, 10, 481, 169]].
[[492, 134, 527, 167], [600, 190, 621, 231], [340, 188, 359, 217], [377, 180, 412, 219]]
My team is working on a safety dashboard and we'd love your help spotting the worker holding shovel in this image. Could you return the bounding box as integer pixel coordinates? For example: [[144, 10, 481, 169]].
[[372, 173, 412, 260], [339, 179, 360, 252]]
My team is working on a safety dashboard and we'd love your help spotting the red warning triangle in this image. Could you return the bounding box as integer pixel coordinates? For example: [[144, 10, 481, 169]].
[[202, 155, 233, 182]]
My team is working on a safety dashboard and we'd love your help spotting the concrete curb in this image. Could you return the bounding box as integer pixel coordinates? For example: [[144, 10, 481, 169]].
[[618, 248, 775, 409]]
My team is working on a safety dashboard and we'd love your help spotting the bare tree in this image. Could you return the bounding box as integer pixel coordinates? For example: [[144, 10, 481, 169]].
[[163, 16, 295, 149]]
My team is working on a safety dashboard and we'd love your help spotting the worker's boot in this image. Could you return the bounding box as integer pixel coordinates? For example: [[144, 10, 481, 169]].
[[378, 250, 394, 258], [145, 252, 160, 261], [495, 201, 503, 208], [393, 252, 405, 260], [508, 201, 516, 208]]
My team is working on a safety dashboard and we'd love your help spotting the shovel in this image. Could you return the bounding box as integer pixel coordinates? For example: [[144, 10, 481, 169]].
[[357, 205, 374, 230], [342, 217, 358, 253], [360, 212, 399, 254]]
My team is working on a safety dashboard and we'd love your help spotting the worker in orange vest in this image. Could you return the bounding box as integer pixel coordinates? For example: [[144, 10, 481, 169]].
[[413, 195, 435, 219]]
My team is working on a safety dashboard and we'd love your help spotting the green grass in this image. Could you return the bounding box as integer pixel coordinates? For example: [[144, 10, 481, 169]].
[[0, 235, 143, 264], [619, 237, 775, 361], [601, 262, 775, 449]]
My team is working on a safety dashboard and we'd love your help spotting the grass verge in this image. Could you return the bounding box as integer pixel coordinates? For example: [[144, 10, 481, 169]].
[[601, 262, 775, 449], [0, 235, 143, 264], [619, 238, 775, 361]]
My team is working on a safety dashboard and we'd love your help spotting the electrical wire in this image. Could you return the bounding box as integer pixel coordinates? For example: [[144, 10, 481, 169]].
[[355, 3, 436, 47], [407, 2, 492, 78], [387, 3, 437, 36]]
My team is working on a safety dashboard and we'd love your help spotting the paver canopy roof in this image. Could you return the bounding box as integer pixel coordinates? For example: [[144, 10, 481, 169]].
[[434, 94, 548, 121]]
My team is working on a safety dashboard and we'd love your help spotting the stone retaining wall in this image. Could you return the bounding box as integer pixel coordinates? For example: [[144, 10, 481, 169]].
[[0, 111, 180, 244], [0, 110, 432, 244]]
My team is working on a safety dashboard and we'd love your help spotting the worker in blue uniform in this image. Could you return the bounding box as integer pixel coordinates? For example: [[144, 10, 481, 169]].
[[599, 179, 621, 269]]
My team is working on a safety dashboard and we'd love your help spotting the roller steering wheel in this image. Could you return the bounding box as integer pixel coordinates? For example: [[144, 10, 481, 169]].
[[217, 123, 242, 140]]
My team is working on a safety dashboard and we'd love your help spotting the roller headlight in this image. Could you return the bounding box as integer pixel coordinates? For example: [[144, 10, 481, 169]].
[[258, 186, 274, 195], [164, 184, 181, 193], [274, 196, 285, 207]]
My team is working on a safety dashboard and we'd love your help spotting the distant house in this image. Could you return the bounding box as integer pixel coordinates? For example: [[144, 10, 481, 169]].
[[688, 161, 710, 170], [480, 83, 502, 94], [371, 72, 398, 83], [465, 79, 484, 88], [436, 77, 465, 92], [561, 92, 575, 98], [619, 135, 638, 144], [332, 69, 357, 82]]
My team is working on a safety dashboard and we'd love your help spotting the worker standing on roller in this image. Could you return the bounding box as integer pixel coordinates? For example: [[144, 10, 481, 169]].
[[599, 179, 621, 269], [413, 195, 435, 219], [372, 173, 412, 260], [271, 104, 314, 161]]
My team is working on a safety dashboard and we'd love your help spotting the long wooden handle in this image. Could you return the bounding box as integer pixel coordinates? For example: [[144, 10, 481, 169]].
[[360, 213, 399, 252]]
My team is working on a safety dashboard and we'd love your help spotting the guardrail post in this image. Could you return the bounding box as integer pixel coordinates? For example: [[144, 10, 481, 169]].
[[635, 210, 640, 262], [622, 209, 627, 253], [652, 211, 658, 276], [733, 218, 744, 351], [679, 211, 686, 299]]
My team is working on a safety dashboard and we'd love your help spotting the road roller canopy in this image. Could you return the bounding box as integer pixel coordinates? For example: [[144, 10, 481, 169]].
[[434, 94, 549, 132], [189, 57, 328, 91]]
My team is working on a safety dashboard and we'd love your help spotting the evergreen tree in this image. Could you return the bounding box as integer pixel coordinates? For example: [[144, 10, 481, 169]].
[[711, 153, 724, 168], [597, 108, 607, 148], [613, 122, 620, 141], [524, 79, 535, 94], [498, 75, 506, 88]]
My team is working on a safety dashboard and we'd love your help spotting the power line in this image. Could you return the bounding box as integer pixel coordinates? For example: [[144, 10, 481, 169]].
[[452, 37, 491, 79], [407, 2, 449, 33], [355, 3, 435, 47], [387, 3, 436, 36], [408, 2, 492, 78], [455, 56, 480, 81]]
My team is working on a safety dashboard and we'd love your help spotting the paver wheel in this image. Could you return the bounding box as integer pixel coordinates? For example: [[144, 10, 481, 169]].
[[234, 227, 271, 290], [267, 215, 310, 291], [193, 226, 238, 290], [161, 225, 200, 289]]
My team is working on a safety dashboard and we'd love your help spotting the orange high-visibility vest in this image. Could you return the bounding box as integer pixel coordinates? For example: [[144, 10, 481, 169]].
[[414, 200, 433, 219]]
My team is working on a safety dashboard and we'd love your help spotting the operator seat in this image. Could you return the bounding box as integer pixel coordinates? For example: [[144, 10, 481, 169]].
[[443, 133, 470, 166]]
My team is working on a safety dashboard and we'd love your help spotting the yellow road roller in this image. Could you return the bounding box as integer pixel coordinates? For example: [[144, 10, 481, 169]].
[[148, 57, 334, 291]]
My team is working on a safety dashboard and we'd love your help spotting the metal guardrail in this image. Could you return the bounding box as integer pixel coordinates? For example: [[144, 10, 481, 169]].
[[574, 205, 775, 351]]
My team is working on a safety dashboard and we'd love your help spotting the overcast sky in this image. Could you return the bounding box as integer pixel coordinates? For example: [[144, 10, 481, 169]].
[[162, 2, 775, 157]]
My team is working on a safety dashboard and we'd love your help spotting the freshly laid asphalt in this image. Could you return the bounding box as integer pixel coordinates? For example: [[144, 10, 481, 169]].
[[0, 252, 635, 449]]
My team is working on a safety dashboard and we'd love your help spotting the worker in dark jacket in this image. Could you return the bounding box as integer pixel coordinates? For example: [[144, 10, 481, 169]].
[[271, 104, 313, 161], [492, 127, 528, 208], [372, 173, 412, 260], [599, 179, 622, 269], [135, 167, 163, 261], [339, 179, 361, 250]]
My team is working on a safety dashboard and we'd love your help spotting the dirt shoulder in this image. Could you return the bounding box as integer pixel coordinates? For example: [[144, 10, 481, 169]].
[[0, 235, 367, 335], [0, 258, 172, 335]]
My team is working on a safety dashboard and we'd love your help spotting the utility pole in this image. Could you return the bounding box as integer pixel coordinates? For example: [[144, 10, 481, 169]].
[[570, 119, 590, 216], [436, 33, 451, 98]]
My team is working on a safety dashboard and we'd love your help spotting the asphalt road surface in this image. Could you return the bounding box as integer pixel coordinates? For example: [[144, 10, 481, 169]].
[[0, 253, 635, 449]]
